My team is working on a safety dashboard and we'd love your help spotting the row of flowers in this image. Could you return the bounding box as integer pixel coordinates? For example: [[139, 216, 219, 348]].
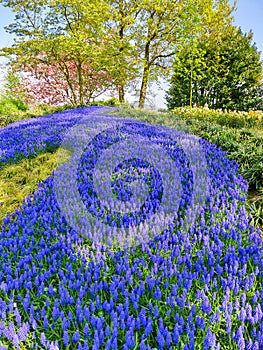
[[0, 107, 98, 169], [0, 107, 262, 349], [171, 106, 263, 127]]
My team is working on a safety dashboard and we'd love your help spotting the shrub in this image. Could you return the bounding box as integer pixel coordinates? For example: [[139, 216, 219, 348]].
[[0, 95, 28, 115], [171, 106, 263, 129], [90, 97, 120, 107]]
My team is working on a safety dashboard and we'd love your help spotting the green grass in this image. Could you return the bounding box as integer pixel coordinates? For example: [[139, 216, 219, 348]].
[[0, 149, 71, 226]]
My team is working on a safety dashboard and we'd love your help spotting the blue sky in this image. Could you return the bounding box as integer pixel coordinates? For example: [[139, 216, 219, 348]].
[[0, 5, 14, 49], [0, 0, 262, 107], [230, 0, 263, 56]]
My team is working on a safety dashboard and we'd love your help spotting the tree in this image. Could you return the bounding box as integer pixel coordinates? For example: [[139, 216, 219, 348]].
[[0, 0, 132, 106], [166, 25, 263, 111], [106, 0, 141, 102], [0, 68, 28, 114], [9, 54, 118, 106], [132, 0, 235, 108]]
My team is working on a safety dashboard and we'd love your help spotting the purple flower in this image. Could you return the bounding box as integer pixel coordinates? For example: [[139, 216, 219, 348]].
[[240, 293, 246, 306], [17, 322, 29, 342], [62, 317, 69, 331], [23, 292, 30, 311], [48, 283, 55, 297], [84, 324, 90, 338], [165, 328, 172, 347], [239, 308, 246, 322], [156, 328, 165, 348], [43, 316, 49, 330], [226, 313, 232, 334], [83, 306, 90, 321], [153, 287, 162, 301], [173, 324, 180, 345], [3, 321, 15, 341], [72, 330, 80, 343], [236, 326, 245, 350], [203, 327, 216, 349], [201, 297, 212, 315], [196, 316, 205, 330], [125, 329, 135, 348], [52, 305, 60, 321], [246, 339, 253, 350], [92, 329, 100, 349], [139, 308, 147, 327], [14, 308, 21, 326], [140, 340, 147, 350], [0, 107, 263, 349], [252, 341, 259, 350], [40, 332, 46, 346], [63, 331, 69, 346]]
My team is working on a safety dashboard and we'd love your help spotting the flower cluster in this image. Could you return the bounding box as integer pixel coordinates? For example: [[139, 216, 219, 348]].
[[0, 107, 262, 349]]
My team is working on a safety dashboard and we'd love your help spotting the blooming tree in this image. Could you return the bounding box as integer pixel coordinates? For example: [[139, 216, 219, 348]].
[[12, 55, 118, 106]]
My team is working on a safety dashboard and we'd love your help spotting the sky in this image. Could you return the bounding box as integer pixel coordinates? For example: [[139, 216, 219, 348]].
[[0, 0, 263, 108]]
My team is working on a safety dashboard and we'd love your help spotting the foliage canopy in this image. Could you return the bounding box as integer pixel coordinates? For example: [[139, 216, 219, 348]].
[[166, 26, 263, 111], [1, 0, 236, 108]]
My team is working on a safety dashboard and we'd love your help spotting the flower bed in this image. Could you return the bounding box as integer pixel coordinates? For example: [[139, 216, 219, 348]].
[[0, 107, 262, 349], [0, 106, 100, 168], [171, 107, 263, 129]]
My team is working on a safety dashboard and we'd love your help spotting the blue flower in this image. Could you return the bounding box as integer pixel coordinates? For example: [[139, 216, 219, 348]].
[[173, 324, 180, 344], [156, 329, 165, 348], [153, 305, 159, 318], [72, 330, 80, 344], [125, 329, 135, 348], [203, 327, 216, 349], [63, 331, 69, 346], [165, 328, 172, 347], [201, 297, 212, 315], [43, 316, 49, 330], [236, 326, 245, 350]]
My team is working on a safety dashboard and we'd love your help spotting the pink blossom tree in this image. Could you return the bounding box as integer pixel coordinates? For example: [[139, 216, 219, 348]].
[[13, 56, 118, 106]]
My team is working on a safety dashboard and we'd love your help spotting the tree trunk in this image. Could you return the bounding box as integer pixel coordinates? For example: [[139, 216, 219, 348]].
[[77, 61, 84, 105], [189, 60, 193, 107], [118, 85, 125, 103], [118, 6, 125, 104], [60, 62, 78, 106], [138, 66, 149, 109], [139, 40, 150, 109]]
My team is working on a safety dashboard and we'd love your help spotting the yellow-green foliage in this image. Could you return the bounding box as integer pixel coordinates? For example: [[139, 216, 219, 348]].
[[0, 149, 70, 226], [171, 106, 263, 128], [0, 336, 34, 349]]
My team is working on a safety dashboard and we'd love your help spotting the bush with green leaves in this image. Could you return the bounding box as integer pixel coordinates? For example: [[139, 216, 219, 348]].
[[171, 106, 263, 129], [0, 95, 27, 114]]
